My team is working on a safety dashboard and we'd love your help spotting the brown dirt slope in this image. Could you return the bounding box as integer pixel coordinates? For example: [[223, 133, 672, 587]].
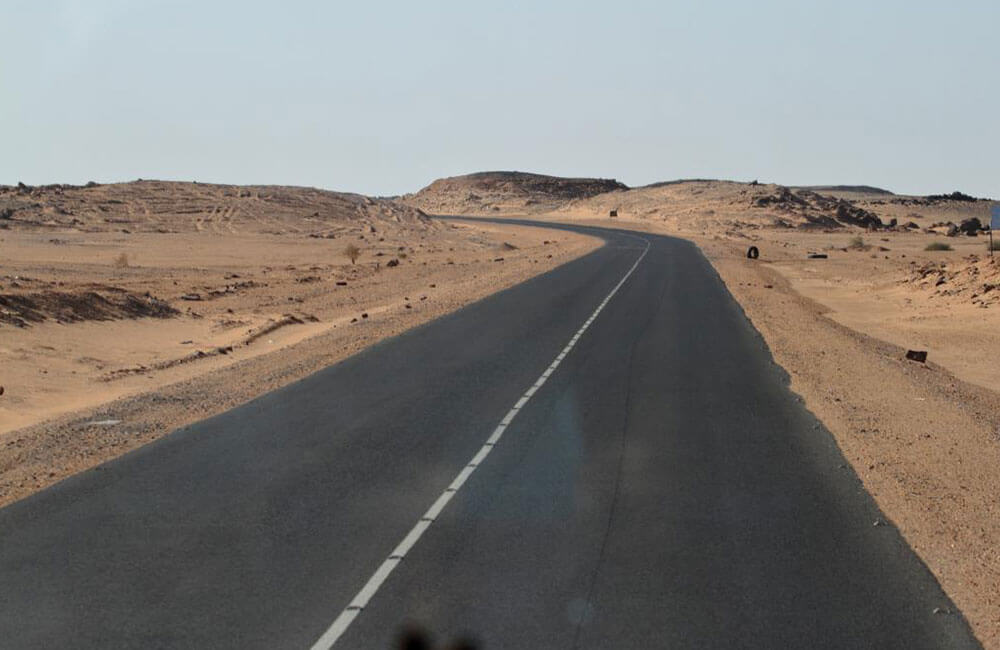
[[402, 171, 627, 215], [556, 180, 995, 234], [0, 179, 432, 235]]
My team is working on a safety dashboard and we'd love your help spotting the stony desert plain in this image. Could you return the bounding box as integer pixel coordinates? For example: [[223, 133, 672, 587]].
[[2, 172, 999, 646]]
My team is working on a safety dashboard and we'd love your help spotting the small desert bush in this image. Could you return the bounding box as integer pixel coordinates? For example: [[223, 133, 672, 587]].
[[398, 252, 408, 259], [924, 241, 953, 251], [113, 252, 130, 268], [344, 243, 361, 264], [847, 235, 867, 250]]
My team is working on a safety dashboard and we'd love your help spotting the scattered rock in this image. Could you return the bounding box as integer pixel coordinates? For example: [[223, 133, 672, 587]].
[[386, 259, 400, 267], [180, 293, 202, 301], [753, 186, 882, 228], [905, 350, 928, 363], [746, 246, 759, 259], [83, 419, 121, 427], [959, 217, 983, 236], [0, 290, 179, 327], [926, 191, 979, 202]]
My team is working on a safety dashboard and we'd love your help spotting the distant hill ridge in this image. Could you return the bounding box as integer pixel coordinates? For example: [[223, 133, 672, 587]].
[[797, 185, 895, 196], [403, 171, 627, 215], [420, 171, 626, 195]]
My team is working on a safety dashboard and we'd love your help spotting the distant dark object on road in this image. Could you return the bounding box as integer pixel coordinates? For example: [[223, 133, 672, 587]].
[[609, 209, 618, 217], [807, 253, 828, 259], [905, 350, 928, 363], [746, 246, 759, 259]]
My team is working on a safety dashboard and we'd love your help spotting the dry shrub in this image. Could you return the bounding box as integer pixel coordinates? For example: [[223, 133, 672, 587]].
[[924, 241, 953, 251], [344, 243, 361, 264], [847, 235, 867, 250]]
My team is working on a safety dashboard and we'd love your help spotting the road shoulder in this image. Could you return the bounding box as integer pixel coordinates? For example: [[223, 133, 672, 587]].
[[696, 234, 1000, 648]]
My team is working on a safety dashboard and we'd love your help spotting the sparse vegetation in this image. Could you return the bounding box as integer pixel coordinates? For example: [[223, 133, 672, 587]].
[[924, 241, 953, 251], [398, 252, 408, 259], [344, 243, 361, 264], [847, 235, 867, 250], [113, 252, 130, 268]]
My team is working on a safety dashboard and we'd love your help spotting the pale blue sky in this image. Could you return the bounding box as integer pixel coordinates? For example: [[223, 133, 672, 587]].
[[3, 0, 998, 197]]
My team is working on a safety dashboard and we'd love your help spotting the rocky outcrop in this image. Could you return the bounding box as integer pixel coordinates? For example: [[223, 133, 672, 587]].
[[404, 171, 628, 215], [750, 186, 883, 229]]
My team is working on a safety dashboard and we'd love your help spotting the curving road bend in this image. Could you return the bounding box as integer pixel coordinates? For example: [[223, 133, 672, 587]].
[[0, 220, 981, 649]]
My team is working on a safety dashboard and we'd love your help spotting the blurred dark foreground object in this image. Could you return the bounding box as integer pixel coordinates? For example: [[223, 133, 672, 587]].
[[397, 624, 479, 650]]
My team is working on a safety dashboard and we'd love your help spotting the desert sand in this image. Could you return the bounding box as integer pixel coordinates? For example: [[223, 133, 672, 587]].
[[407, 172, 1000, 647], [3, 173, 999, 646], [0, 180, 599, 505]]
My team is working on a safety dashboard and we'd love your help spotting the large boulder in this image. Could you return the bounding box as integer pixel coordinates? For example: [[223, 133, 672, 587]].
[[834, 200, 883, 229], [959, 217, 983, 236]]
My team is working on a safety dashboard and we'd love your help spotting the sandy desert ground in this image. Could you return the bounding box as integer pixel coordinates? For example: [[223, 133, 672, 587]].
[[406, 173, 1000, 647], [3, 173, 999, 646], [0, 180, 599, 506]]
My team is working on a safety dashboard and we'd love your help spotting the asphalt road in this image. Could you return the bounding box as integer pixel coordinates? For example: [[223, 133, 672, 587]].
[[0, 221, 980, 649]]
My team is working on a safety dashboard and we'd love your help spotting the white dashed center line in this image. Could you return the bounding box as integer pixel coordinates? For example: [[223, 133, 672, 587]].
[[309, 235, 650, 649]]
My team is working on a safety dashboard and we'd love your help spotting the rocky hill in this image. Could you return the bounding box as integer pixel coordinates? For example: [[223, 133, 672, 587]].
[[402, 171, 628, 215], [555, 180, 995, 235], [0, 180, 433, 236]]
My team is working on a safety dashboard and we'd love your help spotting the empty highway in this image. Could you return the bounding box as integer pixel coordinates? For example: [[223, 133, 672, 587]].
[[0, 221, 980, 649]]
